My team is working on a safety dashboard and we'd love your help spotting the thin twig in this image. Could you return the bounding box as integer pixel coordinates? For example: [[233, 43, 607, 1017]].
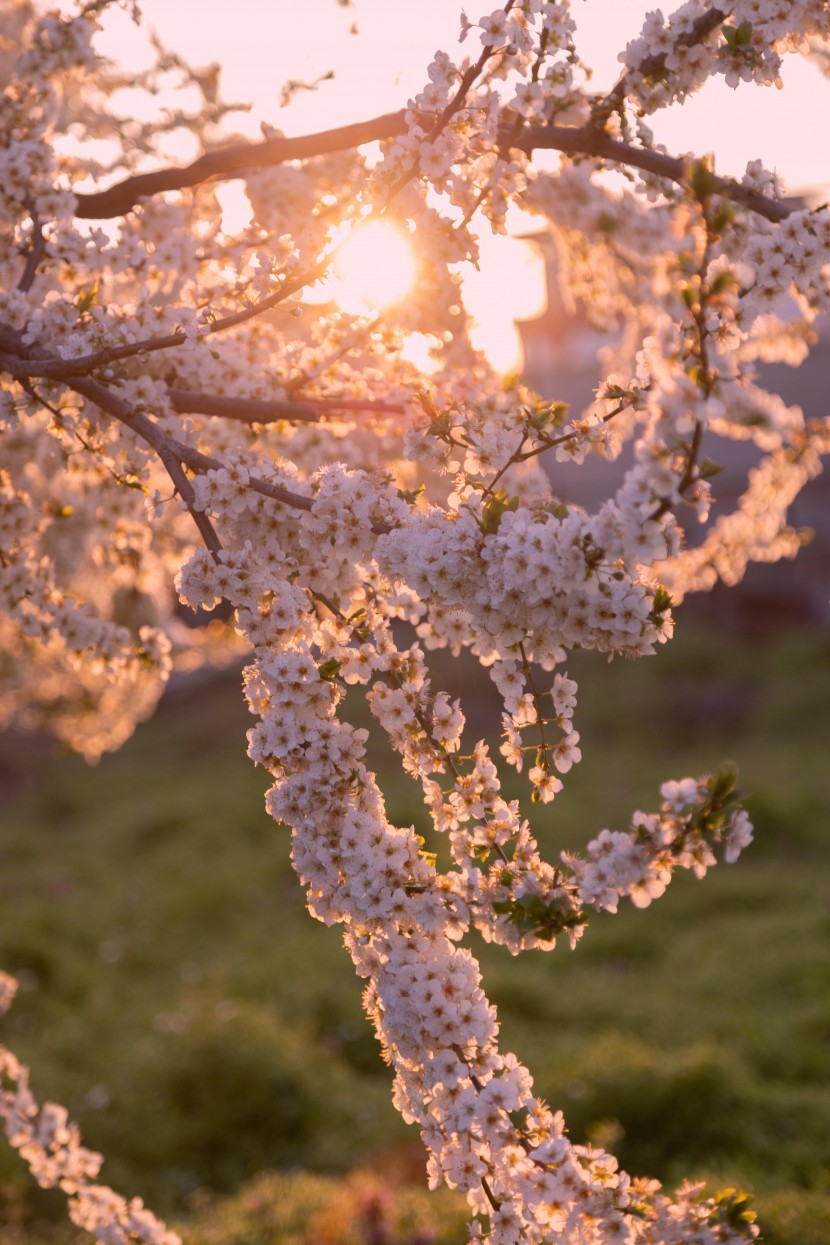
[[19, 374, 225, 560], [157, 449, 224, 558], [1, 256, 332, 381], [16, 216, 46, 293], [0, 327, 394, 533], [383, 1, 517, 205], [70, 377, 396, 533], [69, 375, 317, 514], [285, 316, 382, 395]]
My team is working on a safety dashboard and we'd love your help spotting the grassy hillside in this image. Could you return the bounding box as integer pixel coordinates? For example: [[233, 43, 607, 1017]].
[[1, 617, 828, 1244]]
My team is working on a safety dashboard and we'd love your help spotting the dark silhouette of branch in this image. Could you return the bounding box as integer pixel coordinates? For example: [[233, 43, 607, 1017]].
[[61, 376, 320, 517], [168, 389, 318, 423], [167, 388, 407, 424], [70, 106, 791, 232], [513, 125, 791, 223], [74, 111, 408, 219], [156, 449, 224, 558], [16, 216, 46, 293], [71, 376, 393, 532], [0, 324, 394, 536], [0, 322, 315, 524]]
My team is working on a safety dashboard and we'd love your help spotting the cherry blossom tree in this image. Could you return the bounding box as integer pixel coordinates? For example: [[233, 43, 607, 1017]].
[[1, 1, 828, 1242]]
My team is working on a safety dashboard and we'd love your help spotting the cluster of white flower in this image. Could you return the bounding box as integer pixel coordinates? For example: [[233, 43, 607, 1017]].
[[0, 469, 172, 758], [0, 974, 181, 1245], [374, 1, 584, 234], [619, 0, 830, 113], [565, 777, 754, 914], [3, 1, 829, 1241], [174, 517, 757, 1242], [376, 493, 673, 682]]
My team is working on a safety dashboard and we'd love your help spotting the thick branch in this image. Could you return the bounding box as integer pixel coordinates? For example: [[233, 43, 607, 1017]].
[[167, 388, 407, 424], [0, 322, 320, 523], [69, 107, 790, 235], [0, 350, 394, 534], [514, 125, 790, 223], [72, 377, 394, 533], [74, 111, 408, 219], [167, 388, 318, 423]]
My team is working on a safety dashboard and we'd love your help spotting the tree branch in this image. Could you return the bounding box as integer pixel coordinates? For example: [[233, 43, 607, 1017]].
[[0, 322, 319, 523], [74, 111, 408, 219], [156, 447, 224, 558], [167, 388, 318, 423], [68, 375, 319, 517], [16, 216, 46, 293], [513, 125, 791, 223], [68, 105, 791, 236], [166, 388, 407, 424], [0, 255, 332, 380], [13, 367, 394, 535]]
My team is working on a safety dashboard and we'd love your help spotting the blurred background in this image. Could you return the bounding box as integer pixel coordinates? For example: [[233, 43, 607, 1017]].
[[2, 2, 830, 1242], [2, 607, 829, 1244]]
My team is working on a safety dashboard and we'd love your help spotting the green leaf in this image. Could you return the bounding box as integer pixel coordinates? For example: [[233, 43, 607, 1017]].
[[709, 202, 736, 234], [688, 157, 718, 203], [651, 586, 674, 615], [397, 484, 425, 505], [481, 490, 519, 535], [709, 762, 739, 801], [601, 383, 628, 401], [507, 1106, 529, 1128], [76, 282, 99, 314], [710, 1186, 757, 1228]]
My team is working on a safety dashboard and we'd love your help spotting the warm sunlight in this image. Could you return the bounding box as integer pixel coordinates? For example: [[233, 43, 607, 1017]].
[[329, 220, 417, 313], [464, 230, 548, 375]]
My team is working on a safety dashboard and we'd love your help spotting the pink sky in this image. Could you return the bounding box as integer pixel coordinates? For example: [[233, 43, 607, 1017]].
[[97, 1, 827, 192]]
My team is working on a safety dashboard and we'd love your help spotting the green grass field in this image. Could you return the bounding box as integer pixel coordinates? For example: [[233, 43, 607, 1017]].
[[1, 615, 828, 1244]]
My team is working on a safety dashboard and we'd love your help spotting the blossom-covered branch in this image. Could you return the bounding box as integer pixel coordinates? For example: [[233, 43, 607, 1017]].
[[2, 1, 828, 1242], [69, 105, 793, 228], [0, 974, 180, 1245]]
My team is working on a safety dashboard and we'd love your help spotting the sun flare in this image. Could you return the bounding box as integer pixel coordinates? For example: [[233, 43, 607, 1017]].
[[330, 220, 417, 312]]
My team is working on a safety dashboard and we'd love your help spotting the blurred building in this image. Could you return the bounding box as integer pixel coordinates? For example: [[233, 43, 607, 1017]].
[[516, 234, 830, 629]]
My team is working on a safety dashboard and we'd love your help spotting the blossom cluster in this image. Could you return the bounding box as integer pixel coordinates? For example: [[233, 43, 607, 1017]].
[[175, 529, 757, 1242], [0, 974, 180, 1245], [619, 0, 830, 111], [0, 1, 827, 1243]]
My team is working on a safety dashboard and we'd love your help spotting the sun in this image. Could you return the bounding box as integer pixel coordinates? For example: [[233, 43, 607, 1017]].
[[330, 220, 417, 312]]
